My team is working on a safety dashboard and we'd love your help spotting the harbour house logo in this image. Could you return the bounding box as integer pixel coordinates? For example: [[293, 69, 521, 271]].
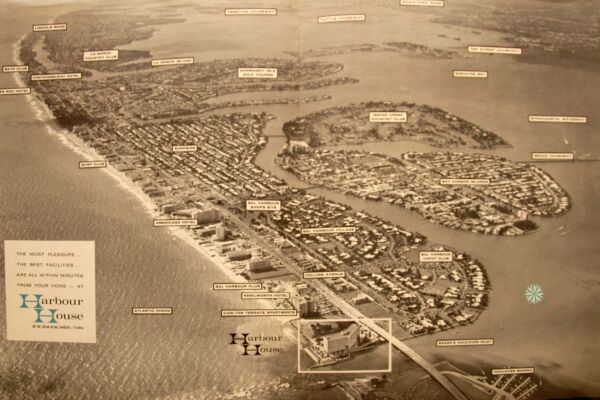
[[19, 293, 85, 324], [229, 333, 284, 356]]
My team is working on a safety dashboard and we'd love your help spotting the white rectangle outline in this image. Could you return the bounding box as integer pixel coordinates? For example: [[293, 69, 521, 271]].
[[213, 282, 263, 290], [224, 8, 278, 16], [453, 70, 488, 78], [152, 219, 198, 227], [419, 251, 453, 262], [301, 227, 357, 235], [0, 88, 31, 95], [32, 23, 67, 32], [151, 57, 195, 66], [83, 50, 119, 61], [172, 145, 198, 152], [400, 0, 445, 6], [31, 73, 82, 81], [221, 309, 297, 317], [246, 199, 281, 211], [79, 160, 107, 169], [237, 67, 278, 78], [491, 367, 535, 375], [2, 65, 29, 72], [132, 307, 173, 315], [528, 115, 587, 123], [241, 291, 290, 300], [436, 338, 494, 347], [303, 272, 346, 279], [297, 318, 392, 374], [369, 111, 407, 122], [317, 14, 367, 24], [467, 46, 522, 55], [531, 152, 574, 160]]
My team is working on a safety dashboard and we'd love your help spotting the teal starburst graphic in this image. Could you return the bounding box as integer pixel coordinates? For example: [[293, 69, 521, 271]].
[[525, 284, 544, 304]]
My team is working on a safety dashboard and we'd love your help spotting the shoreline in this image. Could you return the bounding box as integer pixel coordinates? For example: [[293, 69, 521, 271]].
[[3, 9, 599, 399], [11, 34, 296, 330]]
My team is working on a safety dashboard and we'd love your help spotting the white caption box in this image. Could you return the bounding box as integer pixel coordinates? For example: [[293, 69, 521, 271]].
[[420, 252, 453, 262], [151, 57, 194, 66], [238, 68, 277, 78], [132, 307, 173, 315], [369, 112, 407, 122], [225, 8, 277, 15], [303, 271, 345, 279], [0, 88, 30, 95], [153, 219, 198, 227], [301, 227, 356, 234], [31, 73, 82, 81], [83, 50, 119, 62], [401, 0, 444, 6], [437, 338, 494, 347], [221, 309, 297, 317], [213, 283, 263, 290], [2, 65, 29, 72], [241, 292, 290, 299], [468, 46, 522, 55], [453, 70, 488, 78], [172, 145, 198, 152], [79, 161, 106, 169], [440, 179, 490, 185], [246, 200, 281, 211], [318, 15, 366, 23], [5, 240, 96, 343], [33, 23, 67, 32], [528, 116, 587, 124], [492, 367, 534, 375], [532, 153, 574, 160]]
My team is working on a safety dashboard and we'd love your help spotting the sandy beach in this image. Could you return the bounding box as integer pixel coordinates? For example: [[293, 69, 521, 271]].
[[5, 4, 599, 397], [12, 32, 298, 329]]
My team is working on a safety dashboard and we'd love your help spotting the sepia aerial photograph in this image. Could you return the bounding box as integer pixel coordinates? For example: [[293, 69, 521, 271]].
[[0, 0, 598, 399]]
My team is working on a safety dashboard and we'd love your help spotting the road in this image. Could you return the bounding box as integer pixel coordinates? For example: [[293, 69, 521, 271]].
[[312, 279, 470, 400], [441, 371, 516, 400], [213, 200, 470, 400]]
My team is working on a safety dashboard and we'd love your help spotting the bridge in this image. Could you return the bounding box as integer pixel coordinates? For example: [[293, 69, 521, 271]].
[[207, 188, 470, 400]]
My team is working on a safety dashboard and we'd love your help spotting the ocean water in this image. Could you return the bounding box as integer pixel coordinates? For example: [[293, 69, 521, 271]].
[[1, 2, 599, 399], [0, 4, 296, 400], [198, 5, 600, 397]]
